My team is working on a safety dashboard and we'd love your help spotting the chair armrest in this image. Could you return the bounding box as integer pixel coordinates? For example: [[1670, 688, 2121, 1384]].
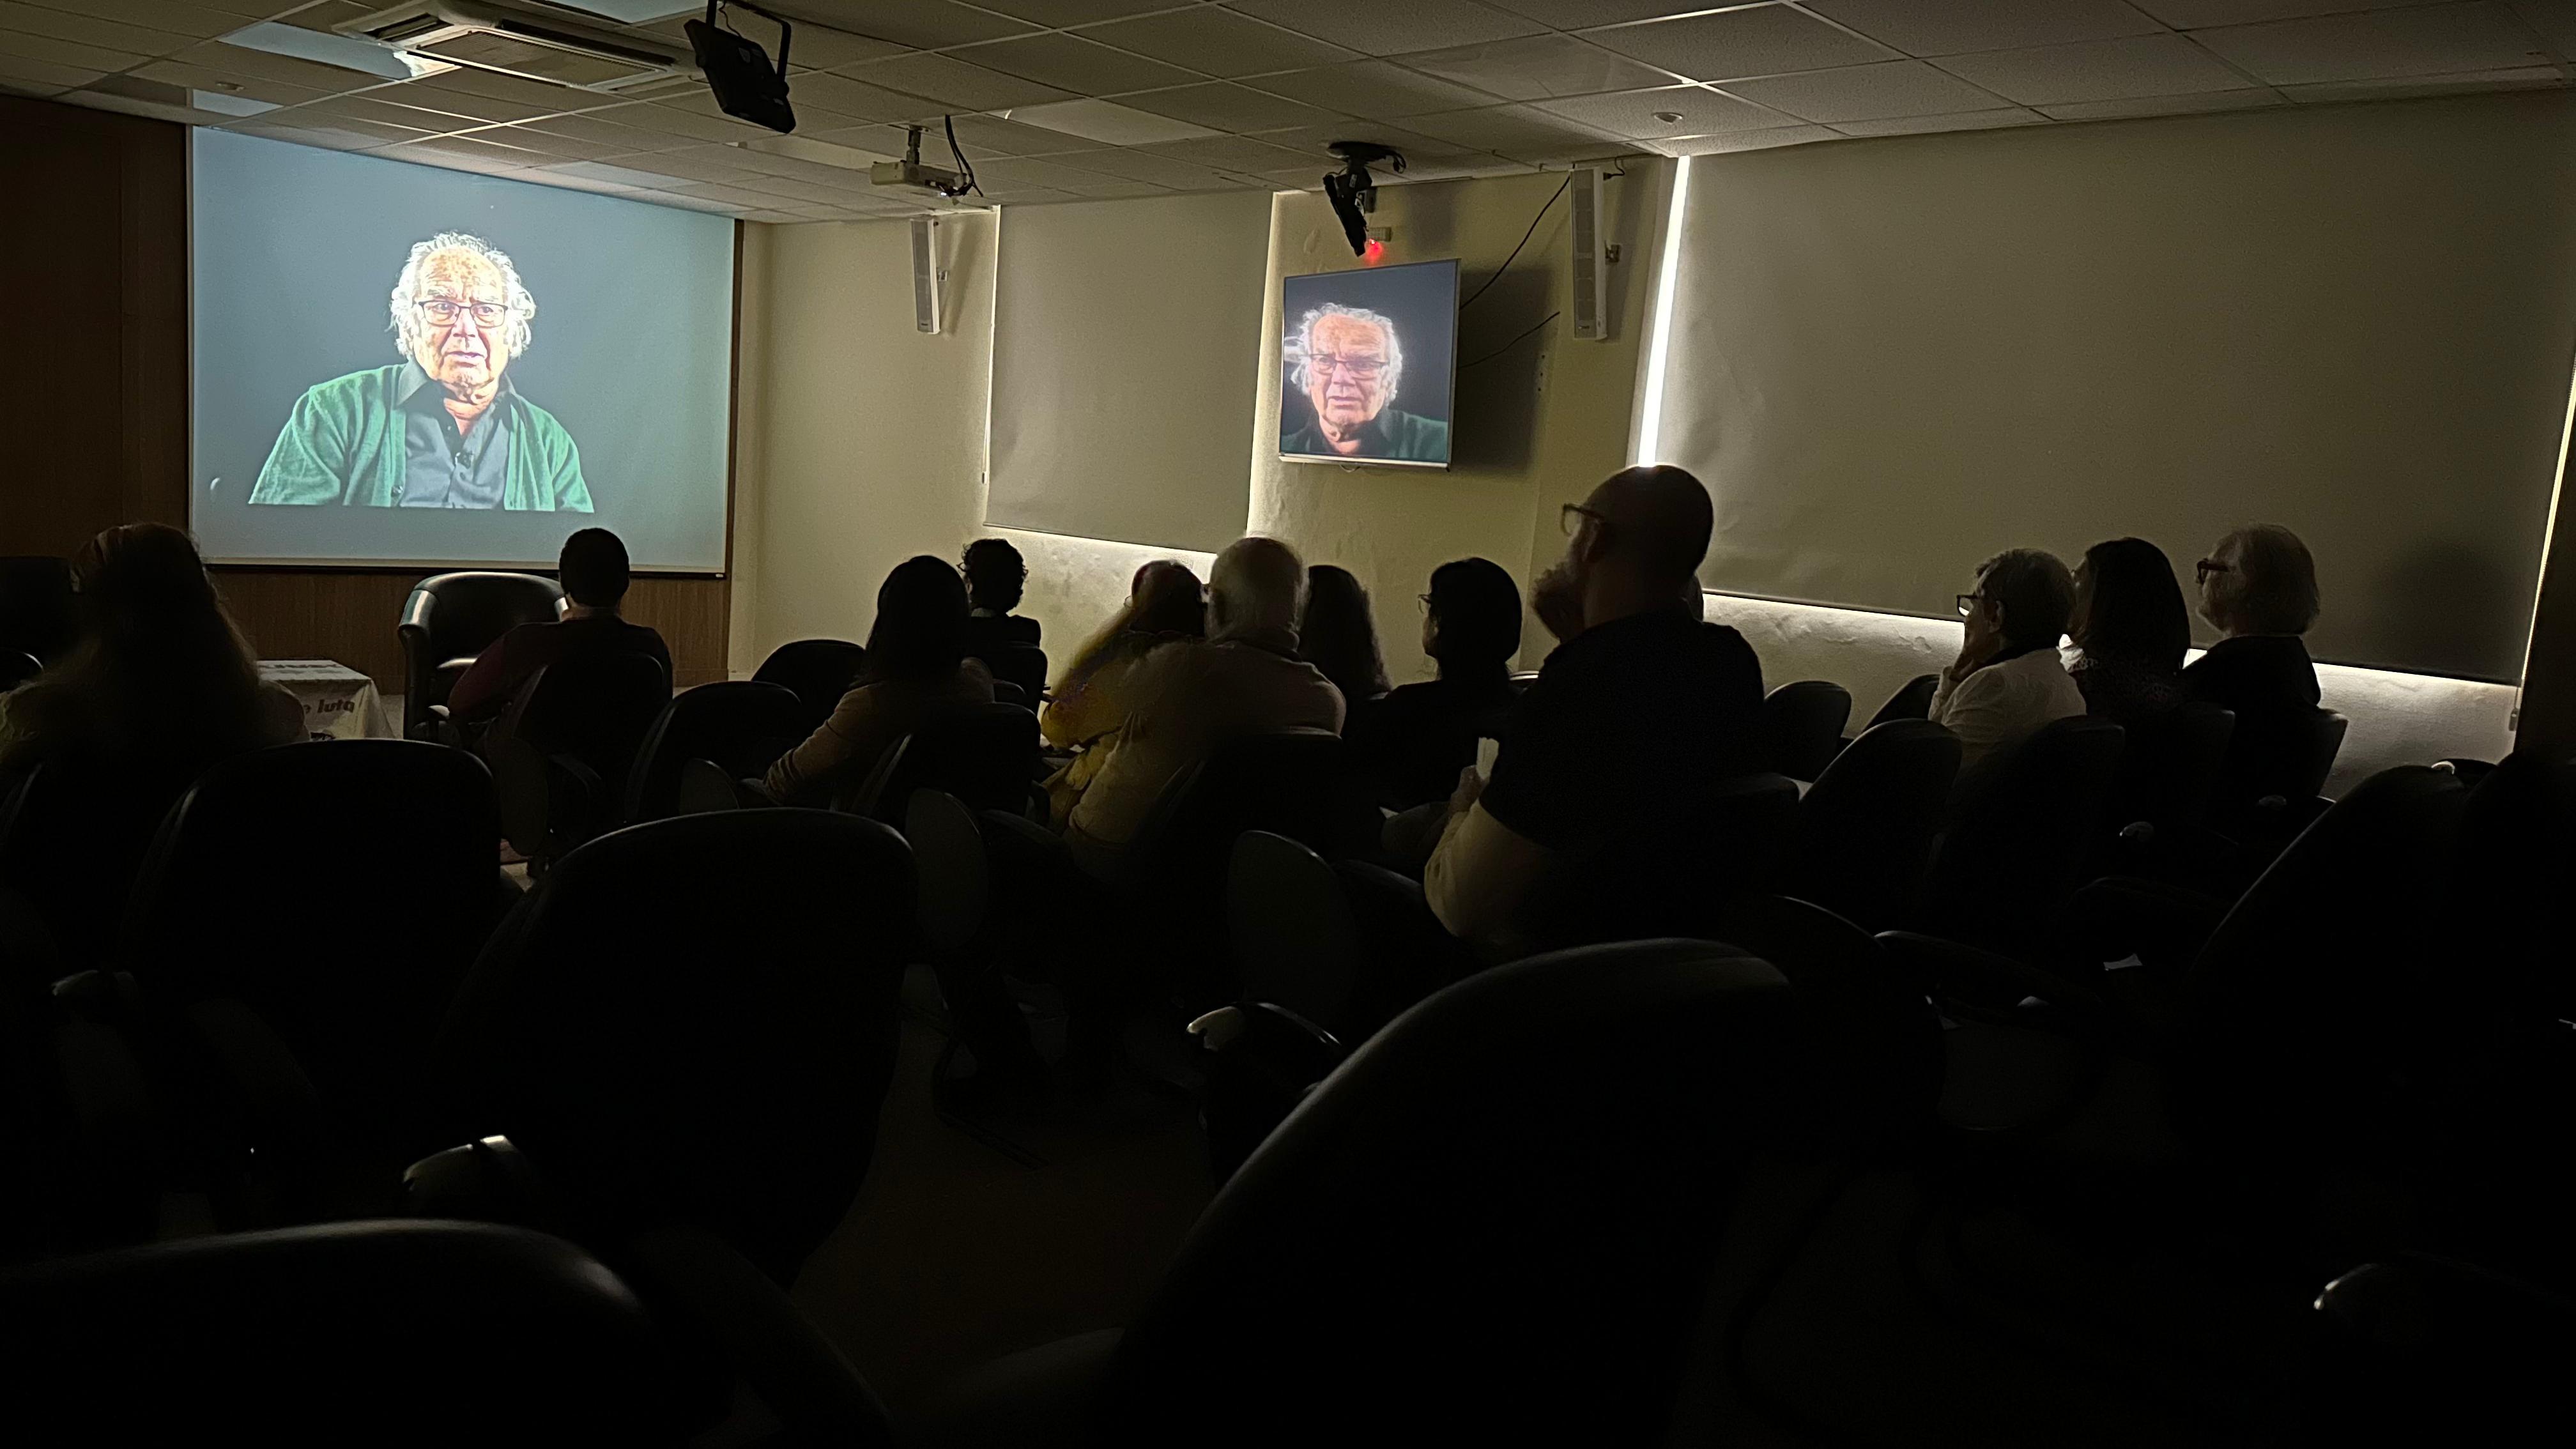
[[624, 1225, 896, 1446], [403, 1134, 574, 1234]]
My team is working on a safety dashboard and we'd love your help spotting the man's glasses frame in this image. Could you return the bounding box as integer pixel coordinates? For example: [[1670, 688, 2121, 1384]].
[[2195, 558, 2232, 585], [416, 298, 512, 328]]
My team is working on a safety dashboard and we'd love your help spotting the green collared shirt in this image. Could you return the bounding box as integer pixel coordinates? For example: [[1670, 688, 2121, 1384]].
[[1282, 406, 1451, 464], [249, 363, 593, 512]]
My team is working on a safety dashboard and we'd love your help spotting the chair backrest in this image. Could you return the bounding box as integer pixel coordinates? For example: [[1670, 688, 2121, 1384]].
[[1523, 771, 1801, 951], [981, 641, 1048, 701], [2217, 704, 2349, 821], [0, 650, 38, 693], [122, 740, 499, 1135], [1100, 939, 1819, 1443], [2104, 700, 2235, 837], [2177, 765, 2467, 1153], [750, 639, 868, 735], [0, 555, 76, 664], [0, 756, 209, 977], [2307, 1254, 2576, 1443], [2446, 751, 2576, 1020], [397, 571, 565, 736], [1761, 680, 1852, 782], [845, 702, 1037, 820], [1789, 718, 1962, 932], [905, 788, 988, 959], [0, 1220, 686, 1443], [1227, 831, 1366, 1030], [1919, 715, 2127, 961], [1867, 672, 1941, 729], [437, 810, 913, 1284], [622, 681, 806, 824], [498, 651, 672, 807], [1128, 728, 1374, 882]]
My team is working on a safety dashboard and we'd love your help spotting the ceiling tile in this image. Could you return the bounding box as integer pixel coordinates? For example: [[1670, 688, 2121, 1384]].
[[1483, 0, 1713, 27], [280, 90, 483, 131], [1828, 106, 2049, 135], [378, 79, 571, 123], [1248, 58, 1502, 116], [788, 69, 935, 121], [968, 155, 1132, 188], [776, 24, 912, 72], [1723, 58, 2011, 121], [632, 187, 748, 213], [1400, 100, 1621, 151], [183, 36, 397, 92], [2278, 61, 2564, 98], [1536, 82, 1791, 135], [224, 120, 389, 150], [938, 112, 1100, 154], [1581, 5, 1903, 81], [1119, 79, 1337, 130], [769, 0, 1036, 49], [245, 111, 438, 146], [0, 2, 194, 59], [620, 100, 769, 139], [1054, 176, 1181, 197], [1043, 146, 1239, 187], [1935, 33, 2261, 103], [2510, 0, 2576, 55], [672, 180, 810, 208], [2191, 1, 2552, 82], [1005, 95, 1223, 143], [374, 134, 548, 172], [956, 31, 1208, 94], [24, 0, 247, 41], [132, 59, 330, 107], [848, 52, 1075, 110], [590, 147, 763, 183], [1648, 124, 1840, 154], [465, 121, 650, 162], [2035, 86, 2283, 117], [798, 121, 918, 156], [1395, 33, 1683, 98], [1078, 8, 1356, 77], [983, 185, 1082, 204], [2127, 1, 2425, 26], [0, 29, 146, 72], [1222, 0, 1546, 57], [1135, 132, 1319, 169], [497, 108, 676, 150], [729, 171, 876, 204], [1254, 118, 1488, 158], [395, 63, 597, 109], [976, 0, 1180, 24], [1803, 0, 2168, 57]]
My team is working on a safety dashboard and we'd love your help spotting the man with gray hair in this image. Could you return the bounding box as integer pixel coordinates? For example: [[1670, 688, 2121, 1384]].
[[1066, 535, 1345, 874], [1281, 304, 1450, 463], [249, 231, 592, 511]]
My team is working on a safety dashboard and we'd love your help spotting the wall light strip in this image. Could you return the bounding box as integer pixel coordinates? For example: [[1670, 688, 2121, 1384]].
[[1632, 154, 1692, 466]]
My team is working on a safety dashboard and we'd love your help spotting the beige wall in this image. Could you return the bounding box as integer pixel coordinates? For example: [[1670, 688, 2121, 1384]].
[[1250, 165, 1669, 683]]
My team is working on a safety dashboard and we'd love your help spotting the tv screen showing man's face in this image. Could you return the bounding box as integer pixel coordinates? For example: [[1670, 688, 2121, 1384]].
[[1278, 259, 1458, 471]]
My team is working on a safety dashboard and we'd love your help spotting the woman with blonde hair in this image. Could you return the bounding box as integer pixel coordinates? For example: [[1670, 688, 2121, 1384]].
[[1038, 560, 1204, 824]]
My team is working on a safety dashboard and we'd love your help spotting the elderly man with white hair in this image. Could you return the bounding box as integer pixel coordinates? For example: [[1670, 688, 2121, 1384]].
[[1281, 303, 1450, 463], [1065, 535, 1346, 875], [250, 230, 591, 512]]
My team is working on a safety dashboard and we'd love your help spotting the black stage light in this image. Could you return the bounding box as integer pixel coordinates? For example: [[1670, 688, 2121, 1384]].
[[686, 0, 795, 135], [1322, 141, 1404, 257]]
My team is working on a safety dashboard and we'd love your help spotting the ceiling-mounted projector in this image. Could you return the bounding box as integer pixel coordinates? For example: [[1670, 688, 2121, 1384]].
[[870, 126, 971, 199]]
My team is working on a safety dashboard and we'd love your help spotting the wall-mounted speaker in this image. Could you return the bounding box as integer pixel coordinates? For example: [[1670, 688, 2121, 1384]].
[[911, 215, 942, 335], [1570, 167, 1607, 341]]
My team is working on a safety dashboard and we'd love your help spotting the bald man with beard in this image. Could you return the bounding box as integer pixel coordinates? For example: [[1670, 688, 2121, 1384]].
[[1424, 466, 1765, 958]]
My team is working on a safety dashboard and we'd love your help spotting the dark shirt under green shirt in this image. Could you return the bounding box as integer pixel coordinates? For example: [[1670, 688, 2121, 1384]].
[[1281, 407, 1450, 463], [399, 362, 512, 510]]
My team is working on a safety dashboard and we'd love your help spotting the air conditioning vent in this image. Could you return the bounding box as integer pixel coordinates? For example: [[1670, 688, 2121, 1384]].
[[342, 1, 693, 94]]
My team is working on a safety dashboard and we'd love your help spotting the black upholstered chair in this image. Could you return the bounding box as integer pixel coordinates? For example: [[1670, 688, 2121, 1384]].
[[908, 939, 1825, 1446], [396, 571, 565, 740], [0, 555, 75, 665], [2095, 702, 2234, 877], [0, 1220, 691, 1445], [1866, 672, 1941, 730], [2308, 1254, 2576, 1445], [113, 740, 500, 1192], [845, 702, 1039, 820], [751, 638, 868, 736], [483, 652, 670, 868], [1912, 716, 2126, 966], [2218, 706, 2350, 843], [622, 680, 806, 824], [0, 650, 38, 693], [978, 641, 1049, 702], [425, 809, 914, 1287], [1522, 771, 1800, 951], [0, 759, 204, 979], [1788, 718, 1961, 932], [1761, 679, 1852, 782]]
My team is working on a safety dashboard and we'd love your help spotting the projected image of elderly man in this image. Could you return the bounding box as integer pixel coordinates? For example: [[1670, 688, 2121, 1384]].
[[1282, 305, 1450, 463], [249, 231, 592, 512]]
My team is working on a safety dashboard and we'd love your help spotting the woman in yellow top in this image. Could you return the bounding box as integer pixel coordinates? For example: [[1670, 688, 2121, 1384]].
[[1039, 560, 1204, 824]]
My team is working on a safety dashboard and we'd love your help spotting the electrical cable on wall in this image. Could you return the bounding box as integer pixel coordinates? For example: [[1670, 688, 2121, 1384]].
[[944, 115, 980, 197], [1460, 174, 1572, 311]]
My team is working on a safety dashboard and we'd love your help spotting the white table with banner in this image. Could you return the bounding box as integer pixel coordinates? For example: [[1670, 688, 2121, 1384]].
[[259, 659, 395, 740]]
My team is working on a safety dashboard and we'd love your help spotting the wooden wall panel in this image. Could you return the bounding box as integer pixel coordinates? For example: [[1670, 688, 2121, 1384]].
[[7, 93, 730, 695]]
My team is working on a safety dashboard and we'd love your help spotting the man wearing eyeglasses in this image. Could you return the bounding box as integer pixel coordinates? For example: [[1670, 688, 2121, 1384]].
[[248, 231, 592, 512], [1280, 305, 1450, 464]]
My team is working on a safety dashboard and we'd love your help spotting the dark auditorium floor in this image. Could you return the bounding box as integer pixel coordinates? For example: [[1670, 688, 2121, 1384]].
[[789, 968, 1211, 1409]]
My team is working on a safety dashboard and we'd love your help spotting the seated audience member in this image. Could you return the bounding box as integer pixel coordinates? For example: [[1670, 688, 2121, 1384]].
[[960, 537, 1041, 662], [1039, 561, 1204, 824], [0, 523, 300, 778], [1423, 467, 1763, 956], [1930, 548, 2085, 775], [2067, 537, 2189, 727], [1298, 564, 1391, 707], [765, 556, 994, 806], [2183, 523, 2324, 806], [1064, 537, 1343, 875], [445, 528, 671, 722], [1352, 557, 1523, 809]]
